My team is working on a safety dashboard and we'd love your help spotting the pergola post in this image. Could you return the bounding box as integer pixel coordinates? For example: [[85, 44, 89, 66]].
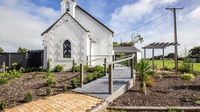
[[108, 64, 113, 94], [162, 48, 165, 69], [152, 48, 155, 71]]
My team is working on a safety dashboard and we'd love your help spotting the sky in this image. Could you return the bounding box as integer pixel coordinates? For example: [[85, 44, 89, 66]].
[[0, 0, 200, 57]]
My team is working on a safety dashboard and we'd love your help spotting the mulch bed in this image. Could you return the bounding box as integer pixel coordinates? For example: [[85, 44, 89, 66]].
[[110, 73, 200, 107], [0, 72, 79, 108]]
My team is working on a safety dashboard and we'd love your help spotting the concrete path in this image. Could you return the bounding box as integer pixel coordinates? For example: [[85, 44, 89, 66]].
[[74, 64, 133, 102]]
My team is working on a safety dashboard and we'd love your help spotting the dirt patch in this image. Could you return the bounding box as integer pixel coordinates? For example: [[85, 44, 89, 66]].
[[110, 73, 200, 106], [0, 72, 79, 108]]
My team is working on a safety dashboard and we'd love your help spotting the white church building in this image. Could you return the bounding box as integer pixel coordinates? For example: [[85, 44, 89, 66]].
[[42, 0, 114, 70]]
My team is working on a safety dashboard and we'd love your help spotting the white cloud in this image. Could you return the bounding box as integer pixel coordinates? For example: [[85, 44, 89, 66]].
[[187, 6, 200, 21], [0, 0, 59, 52], [109, 0, 200, 58]]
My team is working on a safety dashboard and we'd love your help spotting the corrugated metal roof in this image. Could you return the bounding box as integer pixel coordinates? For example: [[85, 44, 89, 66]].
[[113, 46, 141, 53]]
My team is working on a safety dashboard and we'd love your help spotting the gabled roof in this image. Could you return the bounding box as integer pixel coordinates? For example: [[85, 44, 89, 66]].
[[113, 46, 141, 53], [76, 5, 114, 34], [41, 11, 89, 36], [41, 5, 114, 36]]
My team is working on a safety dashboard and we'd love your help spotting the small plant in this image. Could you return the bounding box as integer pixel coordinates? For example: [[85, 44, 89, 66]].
[[46, 78, 57, 86], [181, 73, 195, 90], [24, 91, 33, 103], [46, 87, 53, 96], [70, 78, 78, 88], [54, 65, 64, 72], [179, 96, 190, 102], [161, 72, 168, 76], [19, 67, 26, 73], [72, 66, 80, 72], [31, 73, 37, 79], [157, 74, 163, 79], [12, 63, 18, 69], [38, 66, 43, 71], [135, 59, 151, 94], [0, 102, 6, 111], [86, 73, 93, 82], [0, 72, 11, 85], [43, 72, 53, 79], [62, 84, 68, 91]]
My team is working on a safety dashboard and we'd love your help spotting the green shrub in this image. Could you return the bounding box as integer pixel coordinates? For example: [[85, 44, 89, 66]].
[[0, 72, 11, 85], [54, 65, 64, 72], [70, 78, 78, 88], [181, 73, 195, 85], [178, 62, 192, 73], [24, 91, 33, 103], [86, 73, 93, 82], [0, 102, 6, 111], [94, 65, 104, 73], [46, 78, 57, 86], [9, 69, 22, 79], [62, 84, 67, 91], [72, 65, 80, 72], [84, 65, 89, 72], [46, 87, 53, 96]]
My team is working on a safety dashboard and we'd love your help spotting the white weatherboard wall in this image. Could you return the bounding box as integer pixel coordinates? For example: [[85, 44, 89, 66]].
[[75, 8, 113, 65]]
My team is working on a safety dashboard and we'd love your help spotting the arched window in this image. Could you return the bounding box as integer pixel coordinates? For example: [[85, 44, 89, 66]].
[[63, 40, 71, 58]]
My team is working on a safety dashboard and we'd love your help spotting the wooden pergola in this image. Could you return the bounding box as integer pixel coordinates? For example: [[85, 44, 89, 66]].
[[142, 42, 179, 70]]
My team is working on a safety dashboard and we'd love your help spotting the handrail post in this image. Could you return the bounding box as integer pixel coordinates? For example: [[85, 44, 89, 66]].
[[104, 58, 107, 76], [80, 63, 84, 88], [130, 58, 135, 82], [109, 64, 113, 94]]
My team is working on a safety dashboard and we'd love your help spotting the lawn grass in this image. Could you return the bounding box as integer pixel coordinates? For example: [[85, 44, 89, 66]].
[[148, 60, 200, 72]]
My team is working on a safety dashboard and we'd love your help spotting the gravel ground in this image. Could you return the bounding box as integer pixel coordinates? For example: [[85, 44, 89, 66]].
[[0, 72, 78, 108], [110, 73, 200, 106]]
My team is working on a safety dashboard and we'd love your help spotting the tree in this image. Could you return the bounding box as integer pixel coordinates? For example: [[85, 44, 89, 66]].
[[165, 53, 175, 59], [0, 47, 4, 53], [131, 33, 144, 46], [189, 46, 200, 58], [17, 47, 28, 53], [135, 59, 151, 94]]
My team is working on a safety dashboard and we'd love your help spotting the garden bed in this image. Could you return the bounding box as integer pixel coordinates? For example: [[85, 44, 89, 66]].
[[110, 72, 200, 107], [0, 72, 78, 108]]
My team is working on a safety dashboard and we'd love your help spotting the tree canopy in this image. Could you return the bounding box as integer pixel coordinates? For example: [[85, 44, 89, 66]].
[[113, 33, 144, 47], [0, 47, 4, 53], [17, 47, 28, 53], [189, 46, 200, 58]]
